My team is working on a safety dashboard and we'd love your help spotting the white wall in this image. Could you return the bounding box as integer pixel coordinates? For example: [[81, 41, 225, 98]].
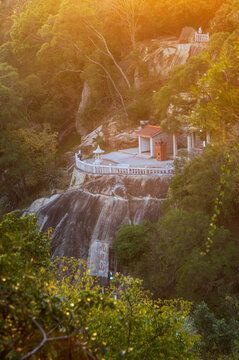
[[140, 137, 150, 152]]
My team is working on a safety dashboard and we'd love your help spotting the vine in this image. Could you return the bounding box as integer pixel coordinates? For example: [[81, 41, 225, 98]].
[[201, 152, 232, 255]]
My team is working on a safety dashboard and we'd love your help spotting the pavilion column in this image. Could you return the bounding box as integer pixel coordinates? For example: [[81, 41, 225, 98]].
[[191, 132, 195, 148], [138, 136, 142, 154], [150, 137, 154, 157], [187, 134, 192, 153], [173, 134, 177, 158], [206, 133, 210, 144]]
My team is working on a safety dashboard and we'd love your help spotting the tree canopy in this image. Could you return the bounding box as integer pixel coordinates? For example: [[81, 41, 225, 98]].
[[0, 213, 198, 360]]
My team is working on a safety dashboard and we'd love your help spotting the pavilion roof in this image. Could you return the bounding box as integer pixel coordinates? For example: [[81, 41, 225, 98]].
[[135, 125, 162, 138], [93, 145, 105, 154]]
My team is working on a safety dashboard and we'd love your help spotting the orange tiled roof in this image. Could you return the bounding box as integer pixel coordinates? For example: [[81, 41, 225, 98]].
[[135, 125, 162, 138]]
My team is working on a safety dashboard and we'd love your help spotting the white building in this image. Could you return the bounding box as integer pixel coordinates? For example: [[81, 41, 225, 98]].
[[136, 124, 210, 159], [136, 125, 174, 158]]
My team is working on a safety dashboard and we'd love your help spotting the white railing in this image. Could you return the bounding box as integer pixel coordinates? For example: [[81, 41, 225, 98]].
[[195, 32, 209, 43], [75, 154, 174, 177]]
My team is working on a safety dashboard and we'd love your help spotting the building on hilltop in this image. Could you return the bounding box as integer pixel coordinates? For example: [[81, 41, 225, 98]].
[[178, 26, 209, 48], [195, 28, 209, 43], [136, 124, 210, 160], [135, 125, 174, 159]]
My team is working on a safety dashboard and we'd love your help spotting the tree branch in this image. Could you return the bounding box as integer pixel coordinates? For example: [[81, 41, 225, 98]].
[[21, 318, 47, 360], [55, 68, 86, 76], [86, 22, 131, 89], [21, 318, 82, 360], [88, 36, 109, 58], [73, 43, 128, 117]]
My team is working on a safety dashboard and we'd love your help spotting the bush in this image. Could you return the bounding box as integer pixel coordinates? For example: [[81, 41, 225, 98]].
[[127, 99, 151, 126], [193, 301, 239, 359]]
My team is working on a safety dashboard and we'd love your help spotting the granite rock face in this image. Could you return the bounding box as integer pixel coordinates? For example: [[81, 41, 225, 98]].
[[23, 195, 60, 217], [140, 39, 206, 80], [79, 122, 138, 156], [37, 175, 170, 278]]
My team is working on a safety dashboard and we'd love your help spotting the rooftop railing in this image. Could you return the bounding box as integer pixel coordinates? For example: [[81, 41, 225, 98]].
[[195, 32, 209, 43]]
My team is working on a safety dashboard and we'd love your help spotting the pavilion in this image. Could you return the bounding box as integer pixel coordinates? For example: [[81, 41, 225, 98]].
[[136, 124, 210, 160]]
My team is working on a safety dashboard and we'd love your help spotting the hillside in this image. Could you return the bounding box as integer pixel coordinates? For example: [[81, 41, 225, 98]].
[[1, 1, 239, 359], [0, 0, 237, 211]]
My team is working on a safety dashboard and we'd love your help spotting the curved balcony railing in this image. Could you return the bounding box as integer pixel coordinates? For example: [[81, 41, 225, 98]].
[[75, 154, 174, 176]]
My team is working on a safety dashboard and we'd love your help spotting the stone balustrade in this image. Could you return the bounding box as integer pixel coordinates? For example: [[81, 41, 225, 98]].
[[195, 32, 209, 42], [75, 154, 174, 177]]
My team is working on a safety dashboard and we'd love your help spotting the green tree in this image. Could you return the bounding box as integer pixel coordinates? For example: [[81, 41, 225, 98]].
[[113, 221, 153, 270], [0, 62, 58, 205], [114, 147, 239, 308], [210, 0, 239, 33], [193, 301, 239, 359], [190, 37, 239, 142], [105, 0, 146, 50], [153, 56, 209, 130], [0, 213, 198, 360]]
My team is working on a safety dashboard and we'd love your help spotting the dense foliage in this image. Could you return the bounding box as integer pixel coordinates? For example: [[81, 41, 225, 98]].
[[0, 213, 198, 359], [113, 146, 239, 358]]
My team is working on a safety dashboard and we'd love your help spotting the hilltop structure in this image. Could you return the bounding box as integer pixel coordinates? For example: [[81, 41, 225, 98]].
[[73, 124, 211, 180], [177, 26, 209, 52], [179, 26, 209, 44], [136, 125, 173, 158]]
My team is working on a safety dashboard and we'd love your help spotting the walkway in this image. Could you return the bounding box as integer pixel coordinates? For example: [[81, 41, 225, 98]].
[[102, 148, 173, 168]]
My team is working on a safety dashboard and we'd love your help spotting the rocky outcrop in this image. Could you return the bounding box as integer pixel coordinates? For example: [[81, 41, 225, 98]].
[[178, 27, 195, 43], [37, 175, 170, 279], [76, 82, 91, 136], [139, 38, 206, 80], [23, 195, 60, 217], [80, 125, 104, 153], [79, 121, 138, 156]]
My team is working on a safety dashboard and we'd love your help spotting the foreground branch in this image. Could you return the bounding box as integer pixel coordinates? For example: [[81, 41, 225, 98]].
[[21, 318, 98, 360]]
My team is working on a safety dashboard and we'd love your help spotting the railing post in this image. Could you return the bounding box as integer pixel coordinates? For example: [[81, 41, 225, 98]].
[[75, 153, 78, 168]]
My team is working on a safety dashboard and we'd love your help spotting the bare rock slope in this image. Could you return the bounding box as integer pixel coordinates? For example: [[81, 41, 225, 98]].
[[141, 38, 206, 80], [37, 175, 170, 278]]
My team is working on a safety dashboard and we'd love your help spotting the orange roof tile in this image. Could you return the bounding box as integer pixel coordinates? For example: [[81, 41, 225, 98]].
[[135, 125, 162, 138]]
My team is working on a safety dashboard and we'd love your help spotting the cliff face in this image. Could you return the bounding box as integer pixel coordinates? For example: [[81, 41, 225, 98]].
[[37, 175, 170, 279], [139, 39, 206, 80]]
